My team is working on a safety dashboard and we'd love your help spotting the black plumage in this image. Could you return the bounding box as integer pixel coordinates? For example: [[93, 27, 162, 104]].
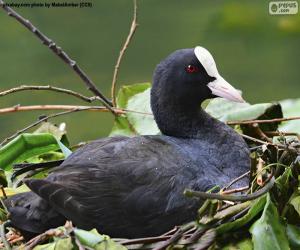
[[5, 47, 250, 238]]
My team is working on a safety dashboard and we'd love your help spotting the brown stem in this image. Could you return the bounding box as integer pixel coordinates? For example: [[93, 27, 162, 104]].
[[0, 107, 120, 147], [0, 0, 113, 111], [184, 177, 275, 202], [265, 131, 298, 136], [111, 0, 138, 106], [0, 105, 152, 116], [227, 116, 300, 125], [0, 105, 114, 114], [221, 186, 249, 195], [222, 171, 250, 191], [153, 223, 196, 250], [251, 123, 272, 142], [119, 235, 171, 245], [24, 229, 61, 249], [0, 85, 97, 103]]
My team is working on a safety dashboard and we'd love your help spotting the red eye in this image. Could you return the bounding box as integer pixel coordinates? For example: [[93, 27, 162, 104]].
[[186, 65, 199, 73]]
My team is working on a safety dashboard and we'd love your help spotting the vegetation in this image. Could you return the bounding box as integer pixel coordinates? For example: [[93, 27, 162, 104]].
[[0, 0, 300, 249]]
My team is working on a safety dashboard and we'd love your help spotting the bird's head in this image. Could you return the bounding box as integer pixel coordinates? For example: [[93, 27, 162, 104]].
[[151, 46, 245, 110]]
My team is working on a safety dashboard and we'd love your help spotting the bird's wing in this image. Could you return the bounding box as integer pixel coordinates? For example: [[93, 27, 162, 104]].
[[25, 135, 212, 235]]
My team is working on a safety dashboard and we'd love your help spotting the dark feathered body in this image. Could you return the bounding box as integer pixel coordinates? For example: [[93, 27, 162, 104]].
[[6, 119, 249, 238]]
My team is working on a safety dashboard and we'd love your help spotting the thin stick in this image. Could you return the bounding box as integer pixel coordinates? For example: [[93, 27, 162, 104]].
[[250, 123, 272, 142], [227, 116, 300, 125], [0, 0, 113, 111], [184, 177, 275, 202], [111, 0, 138, 106], [0, 186, 7, 199], [221, 186, 249, 195], [0, 221, 11, 250], [0, 85, 97, 103], [265, 131, 298, 136], [153, 223, 195, 250], [0, 107, 113, 147], [119, 235, 171, 245], [24, 228, 60, 249], [222, 171, 250, 191], [0, 105, 154, 116], [241, 134, 269, 145], [0, 105, 119, 114]]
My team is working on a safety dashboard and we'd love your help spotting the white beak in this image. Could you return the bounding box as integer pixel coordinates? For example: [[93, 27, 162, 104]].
[[207, 76, 245, 103], [194, 46, 245, 103]]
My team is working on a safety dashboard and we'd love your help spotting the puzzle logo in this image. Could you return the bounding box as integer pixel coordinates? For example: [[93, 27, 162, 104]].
[[269, 1, 298, 15]]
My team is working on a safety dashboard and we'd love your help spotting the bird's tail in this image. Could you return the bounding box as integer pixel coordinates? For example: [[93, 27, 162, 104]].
[[4, 191, 66, 239]]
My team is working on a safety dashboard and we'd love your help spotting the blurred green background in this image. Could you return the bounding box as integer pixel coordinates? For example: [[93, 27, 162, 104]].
[[0, 0, 299, 144]]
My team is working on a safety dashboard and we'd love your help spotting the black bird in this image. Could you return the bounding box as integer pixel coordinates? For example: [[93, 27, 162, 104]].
[[5, 46, 250, 238]]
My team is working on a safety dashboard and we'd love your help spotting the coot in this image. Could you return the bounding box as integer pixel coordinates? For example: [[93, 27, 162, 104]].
[[5, 46, 250, 238]]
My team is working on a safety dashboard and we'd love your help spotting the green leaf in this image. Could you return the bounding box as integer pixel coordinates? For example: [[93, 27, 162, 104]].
[[279, 98, 300, 134], [0, 133, 61, 170], [33, 238, 73, 250], [275, 167, 292, 199], [287, 224, 300, 249], [216, 195, 266, 234], [54, 237, 74, 250], [110, 116, 137, 136], [74, 228, 127, 250], [250, 194, 289, 250], [290, 195, 300, 216], [2, 184, 30, 197], [222, 238, 253, 250], [116, 83, 150, 108], [74, 228, 104, 247], [33, 242, 56, 250], [110, 83, 159, 136], [126, 88, 160, 135], [95, 239, 127, 250], [205, 98, 283, 131]]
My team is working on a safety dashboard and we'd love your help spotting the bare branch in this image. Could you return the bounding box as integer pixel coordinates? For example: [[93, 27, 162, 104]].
[[227, 116, 300, 125], [0, 85, 97, 103], [0, 105, 153, 116], [111, 0, 138, 106], [0, 104, 153, 146], [0, 106, 123, 147], [0, 0, 113, 112]]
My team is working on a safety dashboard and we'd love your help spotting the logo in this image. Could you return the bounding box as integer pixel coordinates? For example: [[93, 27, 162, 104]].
[[269, 1, 298, 15]]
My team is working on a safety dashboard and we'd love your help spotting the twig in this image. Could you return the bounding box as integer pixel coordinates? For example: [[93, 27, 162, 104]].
[[0, 236, 23, 248], [0, 186, 7, 199], [265, 131, 298, 136], [0, 0, 113, 111], [0, 221, 12, 250], [0, 197, 9, 214], [250, 123, 272, 143], [222, 171, 250, 191], [241, 134, 269, 145], [0, 85, 97, 103], [193, 228, 216, 250], [184, 176, 275, 202], [183, 227, 207, 245], [119, 235, 171, 245], [256, 158, 265, 186], [111, 0, 138, 106], [153, 223, 195, 250], [0, 105, 152, 115], [0, 107, 113, 147], [24, 228, 62, 249], [227, 116, 300, 125], [221, 186, 249, 195], [0, 105, 119, 114]]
